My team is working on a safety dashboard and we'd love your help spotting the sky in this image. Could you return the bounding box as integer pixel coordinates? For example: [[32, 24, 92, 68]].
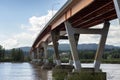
[[0, 0, 120, 49]]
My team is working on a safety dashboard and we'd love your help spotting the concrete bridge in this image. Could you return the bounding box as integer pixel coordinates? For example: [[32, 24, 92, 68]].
[[30, 0, 120, 72]]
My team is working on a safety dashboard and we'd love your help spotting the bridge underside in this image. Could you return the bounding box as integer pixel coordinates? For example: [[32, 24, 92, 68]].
[[30, 0, 120, 72]]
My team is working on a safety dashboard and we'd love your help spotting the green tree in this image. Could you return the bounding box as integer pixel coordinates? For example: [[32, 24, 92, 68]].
[[0, 45, 5, 61], [11, 48, 24, 62]]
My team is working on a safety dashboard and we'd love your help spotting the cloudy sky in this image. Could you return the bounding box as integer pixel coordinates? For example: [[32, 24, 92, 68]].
[[0, 0, 120, 49]]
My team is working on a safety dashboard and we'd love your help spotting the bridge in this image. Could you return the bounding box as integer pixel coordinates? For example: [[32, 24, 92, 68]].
[[30, 0, 120, 72]]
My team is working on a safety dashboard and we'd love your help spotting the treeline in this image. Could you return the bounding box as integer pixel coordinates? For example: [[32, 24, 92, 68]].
[[47, 48, 120, 63], [0, 45, 30, 62]]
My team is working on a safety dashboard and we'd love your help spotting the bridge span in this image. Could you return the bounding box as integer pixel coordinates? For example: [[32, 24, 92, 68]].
[[30, 0, 120, 72]]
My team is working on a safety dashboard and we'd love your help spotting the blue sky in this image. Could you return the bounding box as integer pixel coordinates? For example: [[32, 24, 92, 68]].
[[0, 0, 67, 49], [0, 0, 120, 49], [0, 0, 66, 34]]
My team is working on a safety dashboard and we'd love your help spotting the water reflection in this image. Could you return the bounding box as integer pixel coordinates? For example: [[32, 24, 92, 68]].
[[0, 63, 51, 80], [0, 63, 120, 80]]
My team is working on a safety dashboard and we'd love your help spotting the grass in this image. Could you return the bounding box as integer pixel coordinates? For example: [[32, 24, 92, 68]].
[[67, 72, 106, 80]]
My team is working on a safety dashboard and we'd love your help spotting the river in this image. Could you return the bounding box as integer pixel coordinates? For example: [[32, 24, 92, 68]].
[[0, 63, 119, 80]]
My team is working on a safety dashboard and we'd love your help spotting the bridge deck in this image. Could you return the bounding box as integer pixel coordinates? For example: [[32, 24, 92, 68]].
[[32, 0, 117, 50]]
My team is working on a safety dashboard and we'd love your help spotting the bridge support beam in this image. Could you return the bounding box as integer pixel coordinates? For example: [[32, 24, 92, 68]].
[[36, 48, 41, 63], [65, 21, 110, 72], [42, 42, 49, 64], [94, 21, 110, 72], [65, 21, 81, 71], [31, 52, 35, 62], [69, 34, 79, 66], [113, 0, 120, 23], [51, 31, 61, 65], [31, 50, 38, 64]]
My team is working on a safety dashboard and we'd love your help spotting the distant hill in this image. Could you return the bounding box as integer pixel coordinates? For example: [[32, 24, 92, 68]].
[[17, 44, 120, 52], [58, 43, 120, 51], [19, 47, 31, 52]]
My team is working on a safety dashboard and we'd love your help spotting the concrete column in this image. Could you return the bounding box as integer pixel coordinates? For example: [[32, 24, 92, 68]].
[[31, 52, 34, 62], [31, 52, 34, 59], [31, 50, 38, 63], [43, 42, 49, 64], [113, 0, 120, 23], [69, 54, 73, 65], [94, 21, 110, 72], [37, 48, 41, 62], [51, 31, 61, 65], [69, 34, 79, 65], [65, 21, 81, 71]]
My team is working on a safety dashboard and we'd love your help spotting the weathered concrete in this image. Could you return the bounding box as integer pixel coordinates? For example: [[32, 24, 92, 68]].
[[113, 0, 120, 23], [51, 31, 61, 65], [65, 21, 81, 71], [94, 21, 110, 72]]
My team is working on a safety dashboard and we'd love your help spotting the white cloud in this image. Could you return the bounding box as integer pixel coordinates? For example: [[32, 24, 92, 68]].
[[1, 9, 120, 49], [24, 10, 57, 32], [80, 20, 120, 46], [0, 10, 57, 49], [59, 19, 120, 46], [2, 39, 18, 49]]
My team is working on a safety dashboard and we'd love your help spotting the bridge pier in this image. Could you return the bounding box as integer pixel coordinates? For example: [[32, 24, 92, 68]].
[[51, 31, 61, 65], [65, 21, 81, 71], [42, 42, 49, 64], [94, 21, 110, 72], [36, 48, 40, 62], [31, 50, 38, 64], [64, 21, 110, 72], [113, 0, 120, 23]]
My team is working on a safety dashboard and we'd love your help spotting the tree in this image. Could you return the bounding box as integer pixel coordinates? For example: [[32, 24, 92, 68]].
[[0, 45, 5, 61], [11, 48, 24, 62]]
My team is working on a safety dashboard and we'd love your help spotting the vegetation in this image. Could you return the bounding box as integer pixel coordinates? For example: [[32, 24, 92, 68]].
[[1, 43, 120, 63], [11, 48, 24, 62], [67, 72, 106, 80], [0, 45, 5, 61], [56, 49, 120, 63], [0, 45, 30, 62], [52, 66, 106, 80], [52, 65, 74, 80]]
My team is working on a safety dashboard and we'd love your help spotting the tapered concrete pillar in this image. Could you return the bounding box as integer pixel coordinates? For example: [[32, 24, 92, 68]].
[[65, 21, 81, 71], [32, 50, 38, 63], [69, 34, 79, 65], [37, 48, 41, 62], [94, 21, 110, 72], [113, 0, 120, 23], [42, 42, 49, 64], [31, 52, 34, 60], [51, 31, 61, 65], [69, 54, 73, 65], [31, 52, 34, 63], [64, 20, 110, 71]]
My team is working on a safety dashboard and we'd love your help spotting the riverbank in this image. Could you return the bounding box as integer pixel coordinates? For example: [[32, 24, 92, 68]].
[[79, 59, 120, 64]]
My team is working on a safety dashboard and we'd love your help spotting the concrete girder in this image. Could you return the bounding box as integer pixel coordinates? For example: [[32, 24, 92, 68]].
[[113, 0, 120, 23]]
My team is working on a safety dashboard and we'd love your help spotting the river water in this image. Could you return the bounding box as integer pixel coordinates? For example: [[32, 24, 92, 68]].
[[0, 63, 119, 80]]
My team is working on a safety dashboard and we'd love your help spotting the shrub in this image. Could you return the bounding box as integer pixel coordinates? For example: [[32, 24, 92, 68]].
[[67, 72, 106, 80], [52, 69, 68, 80]]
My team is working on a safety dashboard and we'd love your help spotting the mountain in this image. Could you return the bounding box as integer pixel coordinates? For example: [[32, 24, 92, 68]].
[[19, 47, 31, 52], [58, 43, 120, 51], [13, 44, 120, 52]]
